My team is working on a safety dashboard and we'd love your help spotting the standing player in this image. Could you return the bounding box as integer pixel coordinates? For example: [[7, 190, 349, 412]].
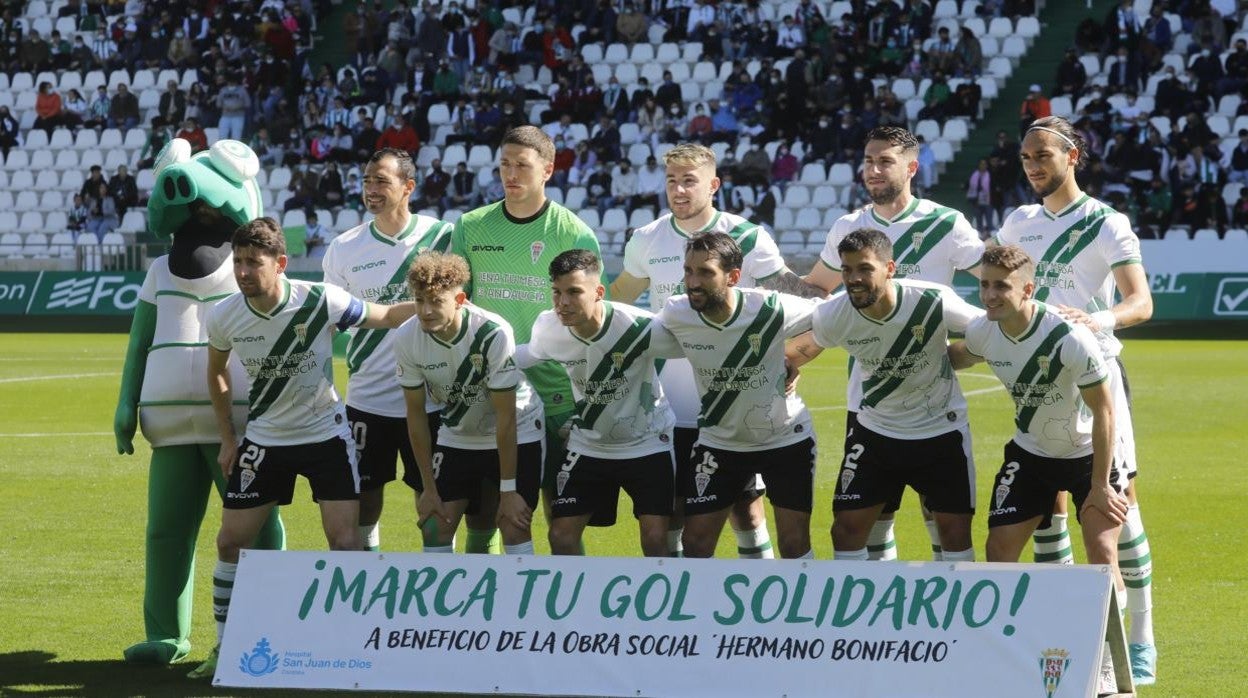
[[996, 115, 1156, 684], [654, 233, 819, 560], [948, 244, 1128, 618], [787, 229, 983, 563], [452, 126, 602, 520], [189, 218, 417, 678], [803, 126, 985, 562], [322, 148, 461, 552], [394, 252, 545, 556], [610, 143, 822, 559], [520, 250, 676, 557]]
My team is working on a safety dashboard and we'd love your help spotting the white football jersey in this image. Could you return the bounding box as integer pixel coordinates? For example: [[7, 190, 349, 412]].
[[524, 302, 675, 459], [206, 279, 366, 446], [964, 302, 1110, 459], [623, 210, 786, 427], [811, 279, 983, 439], [818, 198, 984, 283], [137, 256, 248, 447], [654, 288, 816, 451], [393, 304, 543, 450], [818, 198, 984, 412], [995, 194, 1143, 357], [322, 214, 453, 417]]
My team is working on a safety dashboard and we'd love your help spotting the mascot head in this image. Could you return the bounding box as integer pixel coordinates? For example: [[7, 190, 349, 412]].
[[147, 138, 264, 240], [147, 139, 264, 278]]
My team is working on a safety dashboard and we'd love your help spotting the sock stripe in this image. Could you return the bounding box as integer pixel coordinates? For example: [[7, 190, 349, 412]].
[[1118, 531, 1149, 550], [930, 544, 942, 553], [1117, 552, 1152, 568], [1124, 575, 1152, 589], [212, 577, 234, 589], [1034, 531, 1071, 544], [1035, 547, 1073, 563], [867, 540, 898, 552]]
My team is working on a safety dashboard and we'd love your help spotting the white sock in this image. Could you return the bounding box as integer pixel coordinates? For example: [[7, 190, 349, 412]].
[[925, 520, 944, 561], [504, 540, 535, 555], [866, 520, 898, 560], [359, 523, 380, 551], [1118, 504, 1154, 646], [667, 528, 684, 557], [213, 561, 237, 645], [942, 547, 975, 562], [735, 525, 775, 559], [423, 544, 454, 553], [1033, 513, 1074, 564], [796, 549, 814, 559], [834, 548, 869, 561]]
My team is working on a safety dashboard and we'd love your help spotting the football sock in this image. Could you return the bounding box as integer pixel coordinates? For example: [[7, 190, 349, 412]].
[[212, 561, 237, 645], [942, 547, 975, 562], [466, 527, 502, 554], [667, 528, 684, 557], [925, 520, 944, 561], [1033, 513, 1074, 564], [834, 548, 869, 561], [866, 520, 898, 560], [1119, 505, 1154, 646], [504, 541, 535, 555], [359, 523, 380, 552], [735, 525, 775, 559]]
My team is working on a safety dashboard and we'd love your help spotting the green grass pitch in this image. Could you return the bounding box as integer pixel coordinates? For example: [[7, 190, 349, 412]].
[[0, 333, 1244, 696]]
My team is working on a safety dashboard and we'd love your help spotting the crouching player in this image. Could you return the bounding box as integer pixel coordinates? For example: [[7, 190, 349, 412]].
[[949, 245, 1128, 602], [519, 250, 676, 557], [191, 217, 418, 678], [394, 252, 545, 555]]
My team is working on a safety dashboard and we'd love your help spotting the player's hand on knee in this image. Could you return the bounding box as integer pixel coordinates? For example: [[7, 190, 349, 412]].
[[417, 489, 451, 529], [113, 403, 136, 455], [1082, 484, 1128, 525], [1055, 305, 1093, 327], [498, 492, 532, 530]]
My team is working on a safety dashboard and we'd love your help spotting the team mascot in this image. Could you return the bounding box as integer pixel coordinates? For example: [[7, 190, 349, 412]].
[[114, 139, 285, 664]]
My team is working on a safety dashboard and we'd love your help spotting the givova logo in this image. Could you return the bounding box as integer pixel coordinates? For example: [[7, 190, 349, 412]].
[[239, 637, 281, 677], [45, 276, 142, 311], [1213, 277, 1248, 316]]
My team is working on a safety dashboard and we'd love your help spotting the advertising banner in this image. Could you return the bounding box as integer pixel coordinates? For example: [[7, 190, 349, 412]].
[[216, 551, 1114, 698]]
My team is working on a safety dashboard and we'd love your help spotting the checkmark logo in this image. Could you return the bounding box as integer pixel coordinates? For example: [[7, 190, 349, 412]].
[[1214, 278, 1248, 316]]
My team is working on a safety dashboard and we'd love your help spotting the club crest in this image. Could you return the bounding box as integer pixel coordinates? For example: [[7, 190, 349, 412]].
[[912, 231, 926, 249], [747, 333, 762, 355], [556, 470, 570, 496], [294, 323, 308, 344], [611, 351, 625, 371], [470, 353, 484, 372], [1067, 228, 1084, 248], [530, 240, 545, 264], [994, 483, 1010, 510], [910, 325, 926, 344], [1039, 648, 1071, 698], [1037, 355, 1051, 378], [840, 468, 855, 493], [694, 472, 711, 498], [239, 469, 255, 493]]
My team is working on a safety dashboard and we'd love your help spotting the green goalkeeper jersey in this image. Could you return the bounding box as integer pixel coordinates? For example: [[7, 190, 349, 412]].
[[452, 199, 602, 416]]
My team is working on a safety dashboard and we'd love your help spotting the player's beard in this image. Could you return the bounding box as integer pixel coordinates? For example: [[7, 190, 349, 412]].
[[845, 283, 879, 309], [688, 286, 728, 314], [1029, 166, 1068, 199], [868, 180, 903, 206]]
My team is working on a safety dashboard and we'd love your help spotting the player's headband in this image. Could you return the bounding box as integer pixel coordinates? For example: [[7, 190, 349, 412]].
[[1027, 126, 1078, 152]]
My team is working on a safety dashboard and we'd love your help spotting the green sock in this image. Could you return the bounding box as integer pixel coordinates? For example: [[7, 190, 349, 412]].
[[466, 528, 502, 554]]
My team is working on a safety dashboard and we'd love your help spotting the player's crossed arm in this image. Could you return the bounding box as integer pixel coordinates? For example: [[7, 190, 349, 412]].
[[759, 267, 829, 299], [609, 271, 650, 304]]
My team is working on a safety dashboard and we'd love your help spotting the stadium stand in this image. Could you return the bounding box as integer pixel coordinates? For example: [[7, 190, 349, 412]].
[[0, 0, 1119, 270]]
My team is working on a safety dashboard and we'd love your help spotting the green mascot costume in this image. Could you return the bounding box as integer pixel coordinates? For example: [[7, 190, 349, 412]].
[[115, 139, 286, 664]]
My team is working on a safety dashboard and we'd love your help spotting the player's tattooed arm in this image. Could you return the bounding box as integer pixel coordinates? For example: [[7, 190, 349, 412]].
[[759, 268, 829, 299], [785, 331, 824, 368]]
